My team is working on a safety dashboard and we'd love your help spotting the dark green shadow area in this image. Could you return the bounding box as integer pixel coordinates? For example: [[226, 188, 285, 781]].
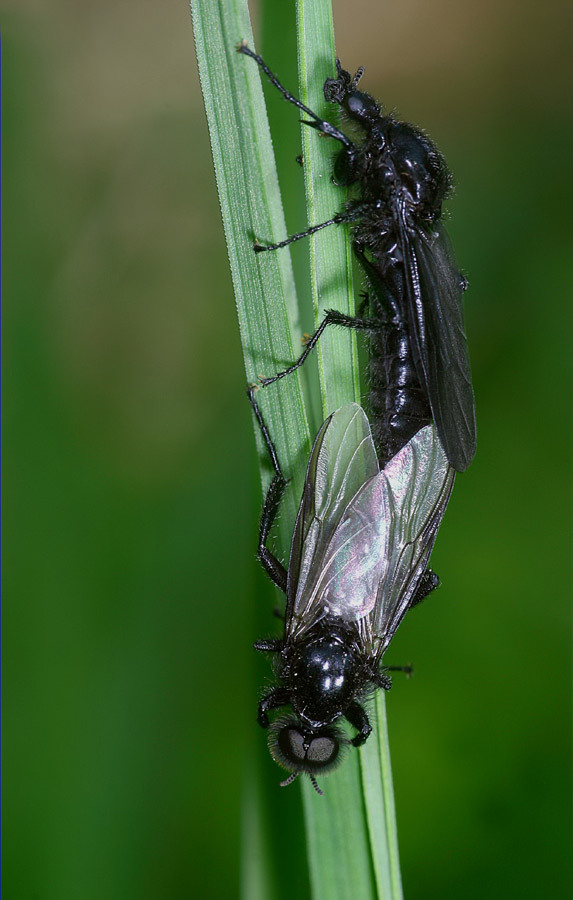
[[3, 2, 571, 898]]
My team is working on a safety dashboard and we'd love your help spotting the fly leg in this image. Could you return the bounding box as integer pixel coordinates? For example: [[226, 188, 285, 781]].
[[372, 671, 393, 691], [257, 687, 291, 728], [256, 474, 288, 593], [354, 246, 403, 322], [247, 385, 288, 593], [237, 43, 353, 149], [345, 701, 372, 747], [246, 384, 284, 479], [252, 200, 366, 253], [253, 213, 354, 253], [254, 638, 283, 652], [256, 309, 381, 391], [409, 569, 440, 608], [237, 44, 362, 252], [383, 665, 412, 677]]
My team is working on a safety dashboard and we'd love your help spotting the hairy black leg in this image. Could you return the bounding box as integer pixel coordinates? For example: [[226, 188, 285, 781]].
[[257, 687, 291, 728], [345, 701, 372, 747], [257, 476, 288, 592], [257, 309, 381, 391], [409, 569, 440, 609], [253, 211, 354, 253], [247, 385, 288, 592], [354, 246, 403, 323], [254, 637, 283, 652], [372, 670, 393, 691], [246, 384, 283, 479], [237, 43, 353, 149]]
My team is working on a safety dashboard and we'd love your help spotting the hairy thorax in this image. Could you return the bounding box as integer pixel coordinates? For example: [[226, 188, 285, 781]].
[[281, 621, 372, 729]]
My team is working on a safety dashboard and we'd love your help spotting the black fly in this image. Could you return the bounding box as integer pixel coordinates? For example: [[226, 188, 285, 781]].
[[238, 44, 476, 472], [248, 393, 453, 792]]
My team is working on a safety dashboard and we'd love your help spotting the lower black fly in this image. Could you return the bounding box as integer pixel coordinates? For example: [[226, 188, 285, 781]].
[[248, 391, 454, 792], [238, 43, 476, 472]]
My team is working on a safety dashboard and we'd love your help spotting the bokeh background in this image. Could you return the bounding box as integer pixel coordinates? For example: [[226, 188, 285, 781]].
[[3, 1, 571, 898]]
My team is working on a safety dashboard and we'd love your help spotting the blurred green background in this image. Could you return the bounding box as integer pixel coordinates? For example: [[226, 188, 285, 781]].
[[3, 1, 571, 898]]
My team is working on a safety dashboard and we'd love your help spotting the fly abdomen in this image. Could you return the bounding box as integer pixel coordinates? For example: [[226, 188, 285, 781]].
[[369, 315, 431, 467]]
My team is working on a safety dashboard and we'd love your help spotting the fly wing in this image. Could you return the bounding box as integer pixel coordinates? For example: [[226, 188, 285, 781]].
[[371, 424, 454, 658], [287, 424, 452, 654], [401, 221, 476, 472], [285, 404, 379, 639]]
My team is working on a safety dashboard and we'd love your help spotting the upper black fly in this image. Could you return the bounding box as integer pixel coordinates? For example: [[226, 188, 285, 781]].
[[238, 44, 476, 472], [248, 392, 453, 792]]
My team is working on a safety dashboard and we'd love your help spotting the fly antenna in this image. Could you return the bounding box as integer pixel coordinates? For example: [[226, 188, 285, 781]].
[[279, 772, 298, 789], [351, 66, 365, 90], [309, 775, 324, 796], [384, 664, 413, 677]]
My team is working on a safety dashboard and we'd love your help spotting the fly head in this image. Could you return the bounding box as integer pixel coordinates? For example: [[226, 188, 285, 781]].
[[324, 60, 380, 127], [268, 715, 349, 784]]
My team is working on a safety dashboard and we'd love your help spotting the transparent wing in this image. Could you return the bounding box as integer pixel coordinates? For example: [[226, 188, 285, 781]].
[[288, 420, 453, 654], [291, 425, 453, 651], [401, 221, 476, 472], [285, 403, 379, 638], [370, 423, 454, 658]]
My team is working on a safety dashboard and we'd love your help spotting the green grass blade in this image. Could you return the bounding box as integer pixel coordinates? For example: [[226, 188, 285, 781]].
[[296, 0, 359, 416], [295, 3, 404, 899], [190, 0, 311, 519], [358, 694, 405, 899]]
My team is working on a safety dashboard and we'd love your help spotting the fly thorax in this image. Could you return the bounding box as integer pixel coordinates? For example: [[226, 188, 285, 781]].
[[388, 121, 447, 214], [365, 157, 395, 199], [288, 631, 364, 724]]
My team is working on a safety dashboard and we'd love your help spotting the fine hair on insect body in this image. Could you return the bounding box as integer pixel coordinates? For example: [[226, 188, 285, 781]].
[[238, 43, 476, 473], [247, 390, 453, 792]]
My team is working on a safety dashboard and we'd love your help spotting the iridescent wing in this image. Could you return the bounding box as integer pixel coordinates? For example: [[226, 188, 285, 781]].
[[297, 425, 452, 654], [285, 403, 379, 638], [370, 423, 454, 659], [286, 410, 453, 652]]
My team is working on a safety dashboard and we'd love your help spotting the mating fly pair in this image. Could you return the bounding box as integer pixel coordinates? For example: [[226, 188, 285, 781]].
[[240, 45, 476, 790]]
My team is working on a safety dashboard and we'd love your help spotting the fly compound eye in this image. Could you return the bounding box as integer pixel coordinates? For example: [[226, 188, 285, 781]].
[[344, 90, 380, 122], [306, 734, 337, 764], [268, 716, 349, 776]]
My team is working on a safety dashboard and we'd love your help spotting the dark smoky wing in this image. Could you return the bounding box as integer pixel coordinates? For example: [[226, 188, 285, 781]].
[[285, 404, 379, 639], [371, 425, 455, 660], [403, 223, 476, 472]]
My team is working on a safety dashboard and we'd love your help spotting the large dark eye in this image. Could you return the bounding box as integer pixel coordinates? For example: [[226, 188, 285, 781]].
[[268, 716, 349, 775], [344, 90, 380, 122]]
